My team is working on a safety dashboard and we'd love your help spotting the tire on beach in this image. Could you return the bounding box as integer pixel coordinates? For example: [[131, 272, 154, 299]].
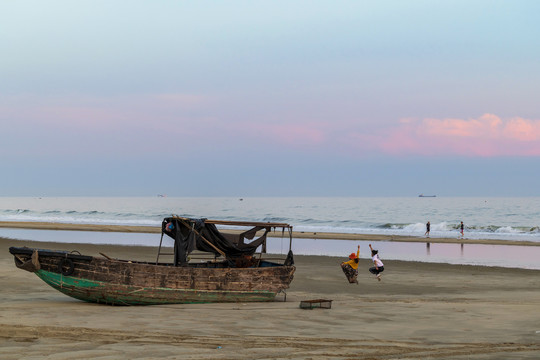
[[58, 258, 75, 276]]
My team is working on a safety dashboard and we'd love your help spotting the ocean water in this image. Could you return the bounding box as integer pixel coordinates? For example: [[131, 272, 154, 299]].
[[1, 197, 539, 269], [1, 196, 538, 242]]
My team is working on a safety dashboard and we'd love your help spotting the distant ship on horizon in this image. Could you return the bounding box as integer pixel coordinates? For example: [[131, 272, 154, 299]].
[[418, 194, 436, 197]]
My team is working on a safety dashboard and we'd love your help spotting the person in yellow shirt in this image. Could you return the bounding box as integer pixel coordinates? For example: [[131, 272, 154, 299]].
[[341, 245, 360, 284]]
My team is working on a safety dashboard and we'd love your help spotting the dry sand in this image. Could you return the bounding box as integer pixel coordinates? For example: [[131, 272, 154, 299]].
[[1, 236, 540, 359]]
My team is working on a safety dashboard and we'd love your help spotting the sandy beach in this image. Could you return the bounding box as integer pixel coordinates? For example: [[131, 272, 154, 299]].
[[1, 235, 539, 360]]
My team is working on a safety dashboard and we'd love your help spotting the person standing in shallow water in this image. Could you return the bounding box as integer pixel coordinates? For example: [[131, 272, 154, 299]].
[[341, 245, 360, 284], [425, 221, 430, 238], [460, 221, 464, 238], [369, 244, 384, 281]]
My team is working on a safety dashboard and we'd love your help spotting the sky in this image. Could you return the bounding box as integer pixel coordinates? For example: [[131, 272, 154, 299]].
[[1, 0, 540, 197]]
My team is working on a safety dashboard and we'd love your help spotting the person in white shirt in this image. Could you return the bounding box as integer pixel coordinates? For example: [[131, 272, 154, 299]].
[[369, 244, 384, 281]]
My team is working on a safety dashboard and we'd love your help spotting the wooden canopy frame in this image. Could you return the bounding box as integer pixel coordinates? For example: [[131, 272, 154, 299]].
[[156, 216, 294, 265]]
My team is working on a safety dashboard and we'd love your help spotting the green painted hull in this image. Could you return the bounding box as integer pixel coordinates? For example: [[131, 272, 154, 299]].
[[10, 246, 295, 306], [35, 270, 276, 305]]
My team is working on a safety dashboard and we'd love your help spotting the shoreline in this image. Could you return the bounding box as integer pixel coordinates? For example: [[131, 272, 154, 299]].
[[1, 220, 539, 247], [3, 237, 539, 272]]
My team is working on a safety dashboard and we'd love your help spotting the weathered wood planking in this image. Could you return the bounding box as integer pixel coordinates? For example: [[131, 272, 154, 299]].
[[10, 247, 295, 305]]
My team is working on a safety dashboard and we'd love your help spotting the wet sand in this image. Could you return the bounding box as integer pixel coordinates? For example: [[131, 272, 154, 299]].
[[1, 220, 538, 246], [1, 236, 539, 359]]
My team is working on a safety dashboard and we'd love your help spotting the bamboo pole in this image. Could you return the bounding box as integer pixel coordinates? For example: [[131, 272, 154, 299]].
[[156, 232, 164, 265], [171, 216, 291, 229]]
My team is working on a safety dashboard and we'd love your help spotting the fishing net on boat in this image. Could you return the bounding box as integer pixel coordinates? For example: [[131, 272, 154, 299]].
[[162, 217, 269, 266]]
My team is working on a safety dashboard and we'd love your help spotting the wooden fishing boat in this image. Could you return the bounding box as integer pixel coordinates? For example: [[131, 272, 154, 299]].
[[9, 217, 295, 305]]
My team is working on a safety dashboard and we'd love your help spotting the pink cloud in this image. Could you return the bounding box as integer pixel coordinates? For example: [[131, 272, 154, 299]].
[[380, 114, 540, 156], [0, 93, 208, 131], [504, 117, 540, 141], [4, 93, 539, 159], [0, 93, 213, 157], [421, 114, 503, 138], [0, 94, 334, 153]]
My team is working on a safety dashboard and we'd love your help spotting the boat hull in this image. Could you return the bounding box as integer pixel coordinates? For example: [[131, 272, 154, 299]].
[[10, 247, 295, 305], [34, 270, 277, 305]]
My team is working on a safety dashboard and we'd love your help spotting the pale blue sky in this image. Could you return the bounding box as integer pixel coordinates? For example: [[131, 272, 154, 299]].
[[1, 1, 539, 196]]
